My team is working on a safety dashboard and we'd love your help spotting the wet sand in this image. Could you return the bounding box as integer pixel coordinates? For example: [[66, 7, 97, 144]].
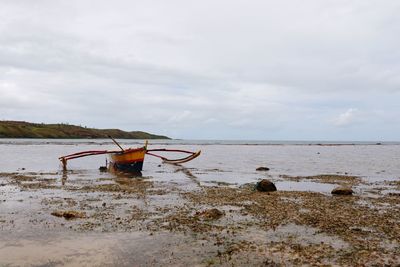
[[0, 169, 399, 266]]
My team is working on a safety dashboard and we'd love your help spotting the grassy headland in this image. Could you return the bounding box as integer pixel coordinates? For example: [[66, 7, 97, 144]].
[[0, 121, 170, 139]]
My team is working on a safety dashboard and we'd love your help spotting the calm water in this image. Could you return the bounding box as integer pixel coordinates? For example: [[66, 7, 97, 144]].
[[0, 139, 399, 189]]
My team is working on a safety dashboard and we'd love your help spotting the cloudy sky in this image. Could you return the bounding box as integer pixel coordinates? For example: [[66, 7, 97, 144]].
[[1, 0, 399, 140]]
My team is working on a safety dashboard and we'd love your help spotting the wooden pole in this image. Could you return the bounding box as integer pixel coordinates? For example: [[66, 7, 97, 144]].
[[61, 157, 67, 171], [108, 135, 124, 151]]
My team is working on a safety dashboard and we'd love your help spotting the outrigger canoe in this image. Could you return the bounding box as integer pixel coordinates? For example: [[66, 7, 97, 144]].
[[59, 137, 201, 173]]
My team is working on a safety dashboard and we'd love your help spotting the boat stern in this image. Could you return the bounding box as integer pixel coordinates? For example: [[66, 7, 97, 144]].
[[109, 147, 146, 172]]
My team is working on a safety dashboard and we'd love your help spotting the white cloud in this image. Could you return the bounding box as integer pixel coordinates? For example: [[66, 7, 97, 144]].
[[0, 82, 28, 107], [0, 0, 400, 140], [333, 108, 359, 127]]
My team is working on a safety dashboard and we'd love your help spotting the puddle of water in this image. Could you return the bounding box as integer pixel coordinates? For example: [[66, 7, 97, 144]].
[[244, 223, 349, 250], [275, 181, 337, 194], [0, 231, 219, 267]]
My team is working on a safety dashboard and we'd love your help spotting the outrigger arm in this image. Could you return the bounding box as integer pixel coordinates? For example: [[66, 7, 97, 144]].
[[59, 140, 200, 171], [59, 150, 120, 170], [145, 149, 201, 164]]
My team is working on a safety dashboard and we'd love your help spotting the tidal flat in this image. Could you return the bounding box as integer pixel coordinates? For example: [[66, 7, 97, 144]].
[[0, 139, 400, 266], [1, 170, 399, 266]]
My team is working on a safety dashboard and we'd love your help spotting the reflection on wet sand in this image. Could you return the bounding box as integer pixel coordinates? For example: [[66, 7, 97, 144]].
[[61, 169, 68, 185], [172, 164, 201, 187], [60, 167, 143, 186]]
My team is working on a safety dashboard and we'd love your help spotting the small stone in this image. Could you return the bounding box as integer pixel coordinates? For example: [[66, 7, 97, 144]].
[[331, 186, 353, 195], [256, 179, 277, 192], [256, 167, 270, 171], [195, 208, 224, 220], [51, 210, 86, 219]]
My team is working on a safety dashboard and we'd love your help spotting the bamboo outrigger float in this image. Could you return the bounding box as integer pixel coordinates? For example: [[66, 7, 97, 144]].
[[59, 137, 201, 173]]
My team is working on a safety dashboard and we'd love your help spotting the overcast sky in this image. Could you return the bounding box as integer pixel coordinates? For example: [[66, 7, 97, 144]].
[[1, 0, 399, 140]]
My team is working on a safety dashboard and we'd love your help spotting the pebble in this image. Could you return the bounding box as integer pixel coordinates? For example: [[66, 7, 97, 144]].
[[331, 186, 353, 195]]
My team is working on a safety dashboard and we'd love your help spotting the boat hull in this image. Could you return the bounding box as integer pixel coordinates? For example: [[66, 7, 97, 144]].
[[109, 147, 146, 172]]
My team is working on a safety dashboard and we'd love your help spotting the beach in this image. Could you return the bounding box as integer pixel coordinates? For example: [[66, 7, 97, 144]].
[[0, 139, 399, 266]]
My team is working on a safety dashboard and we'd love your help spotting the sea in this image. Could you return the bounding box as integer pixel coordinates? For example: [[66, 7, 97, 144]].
[[0, 139, 399, 194]]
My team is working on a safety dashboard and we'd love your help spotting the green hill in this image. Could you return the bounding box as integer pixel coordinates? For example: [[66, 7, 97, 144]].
[[0, 121, 170, 139]]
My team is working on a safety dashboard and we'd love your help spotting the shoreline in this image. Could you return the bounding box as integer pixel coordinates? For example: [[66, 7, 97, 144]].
[[1, 170, 399, 266]]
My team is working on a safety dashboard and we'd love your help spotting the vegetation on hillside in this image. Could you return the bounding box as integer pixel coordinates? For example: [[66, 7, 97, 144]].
[[0, 121, 170, 139]]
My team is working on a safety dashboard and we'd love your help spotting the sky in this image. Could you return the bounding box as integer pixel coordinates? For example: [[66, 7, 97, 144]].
[[1, 0, 400, 140]]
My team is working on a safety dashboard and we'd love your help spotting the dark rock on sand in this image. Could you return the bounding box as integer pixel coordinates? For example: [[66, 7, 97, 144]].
[[331, 186, 353, 195], [99, 166, 108, 172], [51, 210, 86, 219], [256, 179, 277, 192], [256, 167, 270, 171]]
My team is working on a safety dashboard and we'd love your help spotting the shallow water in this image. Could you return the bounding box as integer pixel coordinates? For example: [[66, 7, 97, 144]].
[[0, 139, 399, 187], [0, 230, 220, 267], [1, 139, 399, 266]]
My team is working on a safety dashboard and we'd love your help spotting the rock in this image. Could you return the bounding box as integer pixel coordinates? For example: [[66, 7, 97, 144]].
[[195, 208, 224, 220], [256, 179, 277, 192], [256, 167, 270, 171], [99, 166, 108, 172], [51, 210, 86, 219], [331, 186, 353, 195]]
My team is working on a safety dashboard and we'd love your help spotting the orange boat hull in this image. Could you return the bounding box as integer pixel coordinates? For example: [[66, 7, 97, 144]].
[[110, 147, 146, 172]]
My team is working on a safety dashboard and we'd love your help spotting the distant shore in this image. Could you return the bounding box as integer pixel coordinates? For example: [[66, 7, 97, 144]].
[[0, 120, 170, 139]]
